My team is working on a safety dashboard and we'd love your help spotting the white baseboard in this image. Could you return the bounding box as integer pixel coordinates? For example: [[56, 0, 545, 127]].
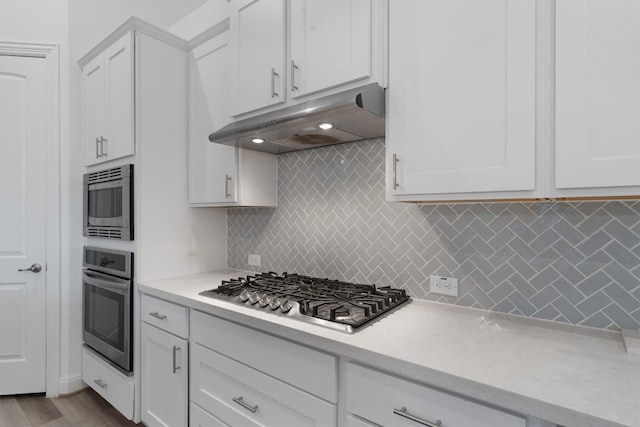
[[58, 374, 85, 396]]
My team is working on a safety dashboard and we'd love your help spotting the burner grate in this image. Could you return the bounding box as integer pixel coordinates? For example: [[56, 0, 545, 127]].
[[199, 272, 410, 333]]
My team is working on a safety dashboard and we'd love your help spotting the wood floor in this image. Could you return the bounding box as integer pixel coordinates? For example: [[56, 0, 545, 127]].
[[0, 388, 140, 427]]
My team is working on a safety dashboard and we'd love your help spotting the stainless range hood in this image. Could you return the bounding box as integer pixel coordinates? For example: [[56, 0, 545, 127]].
[[208, 83, 385, 154]]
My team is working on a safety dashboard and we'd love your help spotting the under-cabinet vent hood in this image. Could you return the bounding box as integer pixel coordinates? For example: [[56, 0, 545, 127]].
[[209, 83, 385, 154]]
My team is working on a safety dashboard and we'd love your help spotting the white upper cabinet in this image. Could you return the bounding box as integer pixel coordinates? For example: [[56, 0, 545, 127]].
[[386, 0, 537, 202], [229, 0, 286, 116], [82, 32, 134, 165], [289, 0, 371, 98], [190, 27, 278, 207], [554, 0, 640, 197], [229, 0, 384, 118]]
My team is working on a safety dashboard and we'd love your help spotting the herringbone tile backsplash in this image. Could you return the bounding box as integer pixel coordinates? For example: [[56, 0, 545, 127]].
[[228, 139, 640, 330]]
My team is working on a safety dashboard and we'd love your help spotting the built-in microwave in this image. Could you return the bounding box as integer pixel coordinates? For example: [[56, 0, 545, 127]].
[[83, 246, 133, 373], [83, 164, 133, 240]]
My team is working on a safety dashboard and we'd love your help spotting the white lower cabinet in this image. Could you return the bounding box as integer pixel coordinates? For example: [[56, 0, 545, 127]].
[[346, 362, 526, 427], [189, 310, 338, 426], [140, 295, 189, 427], [82, 347, 135, 420]]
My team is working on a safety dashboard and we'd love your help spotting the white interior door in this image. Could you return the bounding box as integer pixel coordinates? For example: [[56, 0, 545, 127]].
[[0, 54, 47, 395]]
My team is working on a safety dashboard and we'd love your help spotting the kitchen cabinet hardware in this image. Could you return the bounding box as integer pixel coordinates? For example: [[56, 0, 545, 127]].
[[172, 345, 181, 374], [224, 174, 232, 199], [232, 396, 259, 413], [149, 312, 167, 320], [271, 68, 279, 98], [392, 154, 399, 190], [290, 60, 298, 92], [95, 138, 100, 158], [99, 136, 107, 157], [18, 263, 42, 273], [93, 379, 108, 389], [393, 407, 441, 427]]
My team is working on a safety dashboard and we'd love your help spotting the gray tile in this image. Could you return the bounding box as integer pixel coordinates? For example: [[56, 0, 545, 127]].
[[576, 231, 613, 257], [551, 296, 586, 324], [575, 201, 606, 216], [603, 219, 640, 249], [530, 267, 561, 291], [488, 281, 516, 304], [580, 311, 614, 329], [530, 285, 561, 309], [530, 248, 561, 271], [468, 286, 494, 309], [604, 261, 640, 294], [507, 273, 537, 298], [508, 291, 537, 316], [552, 219, 586, 246], [603, 201, 640, 228], [602, 282, 640, 313], [493, 298, 517, 315], [507, 219, 537, 243], [507, 203, 536, 224], [488, 213, 513, 233], [469, 219, 495, 241], [469, 236, 495, 258], [488, 228, 515, 251], [508, 237, 537, 261], [529, 210, 561, 234], [552, 238, 586, 264], [552, 203, 586, 226], [576, 291, 613, 317], [530, 229, 561, 252], [532, 304, 561, 321], [602, 303, 640, 329], [488, 245, 515, 268], [507, 254, 537, 280], [469, 204, 494, 224], [487, 203, 509, 216], [550, 276, 586, 306], [552, 257, 585, 285], [576, 251, 612, 276], [577, 213, 612, 237], [489, 263, 515, 285], [576, 271, 612, 296], [603, 241, 640, 270], [469, 253, 495, 276]]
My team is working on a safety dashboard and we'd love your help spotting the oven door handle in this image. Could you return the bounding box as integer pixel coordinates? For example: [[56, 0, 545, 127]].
[[83, 270, 130, 292]]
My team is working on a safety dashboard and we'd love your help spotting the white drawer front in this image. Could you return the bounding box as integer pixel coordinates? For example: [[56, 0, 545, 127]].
[[191, 343, 337, 427], [190, 403, 230, 427], [82, 347, 134, 419], [346, 363, 526, 427], [141, 293, 188, 338], [191, 310, 337, 402]]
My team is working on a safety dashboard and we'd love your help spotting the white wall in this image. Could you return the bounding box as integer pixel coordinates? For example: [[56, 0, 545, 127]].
[[1, 0, 215, 396]]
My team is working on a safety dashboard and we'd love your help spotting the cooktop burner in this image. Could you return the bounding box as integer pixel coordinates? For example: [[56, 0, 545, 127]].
[[199, 272, 410, 333]]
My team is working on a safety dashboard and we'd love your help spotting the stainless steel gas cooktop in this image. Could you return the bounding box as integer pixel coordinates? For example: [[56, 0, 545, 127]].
[[199, 272, 411, 333]]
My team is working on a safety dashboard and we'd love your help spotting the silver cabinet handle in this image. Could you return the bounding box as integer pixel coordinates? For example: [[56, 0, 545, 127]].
[[18, 263, 42, 273], [94, 379, 108, 389], [149, 312, 167, 320], [393, 407, 441, 427], [392, 153, 400, 190], [100, 136, 108, 157], [224, 174, 232, 199], [290, 60, 298, 92], [271, 68, 279, 98], [232, 396, 258, 413], [95, 137, 100, 159], [172, 345, 181, 374]]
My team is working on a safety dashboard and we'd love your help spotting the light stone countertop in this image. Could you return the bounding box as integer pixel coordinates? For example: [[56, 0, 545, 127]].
[[138, 269, 640, 427]]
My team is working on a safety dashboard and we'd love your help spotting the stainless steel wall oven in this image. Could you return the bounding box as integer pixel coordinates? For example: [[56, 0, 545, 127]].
[[83, 246, 133, 373], [83, 164, 133, 240]]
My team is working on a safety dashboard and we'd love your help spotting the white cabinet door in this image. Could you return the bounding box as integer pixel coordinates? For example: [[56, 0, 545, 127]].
[[555, 0, 640, 194], [103, 32, 134, 162], [83, 54, 105, 165], [141, 323, 188, 427], [82, 32, 134, 166], [289, 0, 371, 98], [387, 0, 537, 201], [229, 0, 285, 116], [189, 31, 237, 204]]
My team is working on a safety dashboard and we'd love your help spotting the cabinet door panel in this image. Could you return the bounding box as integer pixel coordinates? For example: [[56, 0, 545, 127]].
[[104, 32, 134, 161], [230, 0, 285, 115], [388, 0, 536, 197], [290, 0, 371, 97], [190, 32, 237, 204], [141, 323, 188, 427], [83, 55, 104, 165], [556, 0, 640, 190]]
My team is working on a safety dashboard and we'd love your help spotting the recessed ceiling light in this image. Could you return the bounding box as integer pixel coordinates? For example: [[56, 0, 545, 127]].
[[252, 138, 265, 144], [318, 122, 333, 130]]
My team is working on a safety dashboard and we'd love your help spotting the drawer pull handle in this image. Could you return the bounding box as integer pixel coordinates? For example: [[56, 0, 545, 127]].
[[172, 345, 181, 374], [232, 396, 258, 413], [149, 312, 167, 320], [93, 379, 107, 389], [393, 407, 441, 427]]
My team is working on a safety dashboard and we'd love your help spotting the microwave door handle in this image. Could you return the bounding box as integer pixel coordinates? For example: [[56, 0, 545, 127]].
[[82, 270, 130, 291]]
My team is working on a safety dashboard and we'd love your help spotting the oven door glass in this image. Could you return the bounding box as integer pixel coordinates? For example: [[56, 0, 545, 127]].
[[86, 180, 124, 227], [83, 270, 131, 371]]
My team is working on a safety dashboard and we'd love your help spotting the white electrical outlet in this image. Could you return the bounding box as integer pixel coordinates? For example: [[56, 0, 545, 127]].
[[430, 275, 459, 297], [248, 254, 261, 267]]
